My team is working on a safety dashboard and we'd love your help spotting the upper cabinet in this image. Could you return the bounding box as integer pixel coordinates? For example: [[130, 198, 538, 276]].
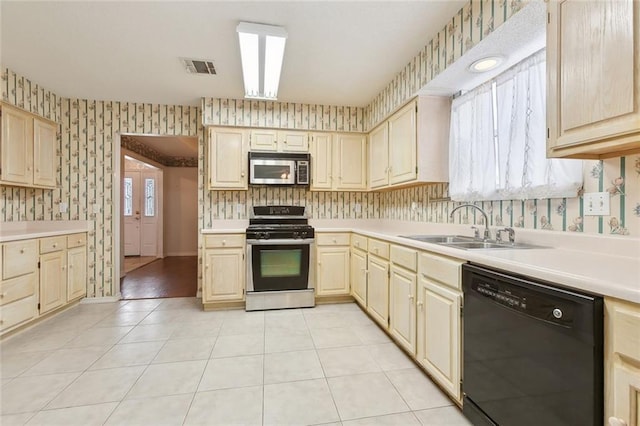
[[369, 96, 450, 190], [0, 103, 58, 189], [208, 127, 249, 190], [249, 129, 309, 152], [547, 0, 640, 158], [310, 132, 367, 191]]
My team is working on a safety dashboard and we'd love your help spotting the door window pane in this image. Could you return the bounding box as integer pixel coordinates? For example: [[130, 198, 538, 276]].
[[124, 178, 133, 216], [144, 178, 155, 217]]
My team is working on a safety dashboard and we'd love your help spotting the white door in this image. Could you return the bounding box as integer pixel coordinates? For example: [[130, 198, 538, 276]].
[[124, 171, 141, 256], [140, 172, 158, 256]]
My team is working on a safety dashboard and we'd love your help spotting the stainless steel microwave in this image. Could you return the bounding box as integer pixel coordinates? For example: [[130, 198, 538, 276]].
[[249, 152, 310, 186]]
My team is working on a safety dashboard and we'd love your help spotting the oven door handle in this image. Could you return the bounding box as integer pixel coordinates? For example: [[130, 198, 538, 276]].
[[247, 238, 315, 245]]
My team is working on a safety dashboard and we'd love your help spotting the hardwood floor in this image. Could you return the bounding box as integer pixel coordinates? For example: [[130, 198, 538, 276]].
[[123, 256, 157, 274], [121, 256, 197, 299]]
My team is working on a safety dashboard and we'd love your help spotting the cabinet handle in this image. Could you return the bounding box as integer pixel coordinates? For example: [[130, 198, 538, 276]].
[[332, 239, 337, 243], [36, 168, 40, 173], [0, 293, 5, 299], [417, 301, 423, 309], [53, 243, 57, 248], [0, 319, 3, 325], [62, 266, 66, 270], [20, 248, 25, 254], [77, 239, 82, 243], [69, 265, 73, 269], [222, 240, 226, 246], [283, 140, 288, 144], [408, 294, 414, 300]]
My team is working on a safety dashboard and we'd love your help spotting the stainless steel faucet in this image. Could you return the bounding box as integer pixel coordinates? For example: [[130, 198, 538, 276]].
[[450, 204, 491, 241]]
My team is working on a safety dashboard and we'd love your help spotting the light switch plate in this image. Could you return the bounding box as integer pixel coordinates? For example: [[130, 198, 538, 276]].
[[59, 202, 68, 213], [583, 192, 610, 216], [354, 203, 362, 214], [92, 204, 101, 214]]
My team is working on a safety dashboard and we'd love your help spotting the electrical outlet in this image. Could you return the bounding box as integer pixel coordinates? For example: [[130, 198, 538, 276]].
[[354, 203, 362, 214], [58, 202, 68, 213], [583, 192, 610, 216], [92, 204, 101, 214]]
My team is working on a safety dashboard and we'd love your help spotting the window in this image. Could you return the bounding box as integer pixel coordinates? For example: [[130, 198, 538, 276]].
[[144, 178, 155, 217], [124, 177, 133, 216], [449, 49, 583, 201]]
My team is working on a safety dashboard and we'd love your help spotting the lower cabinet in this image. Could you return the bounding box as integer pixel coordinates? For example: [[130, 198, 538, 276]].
[[39, 247, 67, 315], [416, 252, 464, 403], [367, 253, 390, 328], [67, 245, 87, 301], [202, 234, 245, 305], [315, 233, 351, 297], [350, 246, 367, 307], [605, 297, 640, 426], [390, 265, 417, 355], [0, 239, 38, 333]]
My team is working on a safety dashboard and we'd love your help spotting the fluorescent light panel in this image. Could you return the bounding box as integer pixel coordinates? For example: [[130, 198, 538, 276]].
[[237, 22, 287, 100]]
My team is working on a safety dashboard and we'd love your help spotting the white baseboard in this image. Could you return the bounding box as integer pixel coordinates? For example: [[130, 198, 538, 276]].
[[165, 251, 198, 257], [80, 296, 121, 304]]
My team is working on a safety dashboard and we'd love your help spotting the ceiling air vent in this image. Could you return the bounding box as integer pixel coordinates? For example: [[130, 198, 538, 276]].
[[181, 58, 217, 75]]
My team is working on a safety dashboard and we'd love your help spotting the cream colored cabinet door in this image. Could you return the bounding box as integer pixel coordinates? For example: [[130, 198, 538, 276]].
[[316, 246, 350, 296], [334, 133, 367, 190], [369, 123, 389, 189], [547, 0, 640, 158], [1, 104, 33, 185], [350, 248, 367, 307], [208, 127, 248, 189], [67, 246, 87, 301], [203, 248, 245, 302], [389, 265, 417, 355], [33, 118, 57, 187], [39, 250, 67, 314], [249, 129, 278, 151], [310, 133, 332, 190], [367, 255, 389, 328], [417, 275, 461, 402], [388, 101, 417, 184], [279, 130, 308, 152]]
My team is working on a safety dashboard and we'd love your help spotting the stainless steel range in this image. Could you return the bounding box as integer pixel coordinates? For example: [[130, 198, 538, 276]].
[[245, 206, 315, 311]]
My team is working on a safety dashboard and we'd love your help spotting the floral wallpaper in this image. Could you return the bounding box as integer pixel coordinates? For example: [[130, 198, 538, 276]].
[[201, 98, 365, 132], [120, 135, 197, 167], [366, 0, 526, 129], [385, 156, 640, 237]]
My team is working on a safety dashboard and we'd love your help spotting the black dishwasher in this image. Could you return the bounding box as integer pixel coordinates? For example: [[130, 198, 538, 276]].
[[462, 264, 603, 426]]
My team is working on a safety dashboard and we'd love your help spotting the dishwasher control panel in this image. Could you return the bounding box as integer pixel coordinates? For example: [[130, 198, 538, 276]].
[[471, 279, 575, 327]]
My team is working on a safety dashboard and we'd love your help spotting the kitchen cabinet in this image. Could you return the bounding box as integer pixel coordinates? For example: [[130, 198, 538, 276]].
[[350, 234, 368, 307], [333, 133, 367, 190], [605, 297, 640, 426], [0, 240, 38, 333], [66, 233, 87, 301], [0, 102, 58, 189], [311, 132, 367, 191], [316, 233, 350, 297], [366, 239, 390, 328], [207, 127, 248, 190], [249, 129, 309, 152], [368, 96, 450, 190], [547, 0, 640, 158], [389, 245, 417, 355], [416, 252, 464, 403], [39, 236, 67, 314], [369, 123, 389, 189], [202, 234, 245, 305], [310, 133, 332, 190]]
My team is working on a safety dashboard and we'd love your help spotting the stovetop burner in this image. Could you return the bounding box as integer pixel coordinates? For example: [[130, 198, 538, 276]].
[[246, 206, 314, 241]]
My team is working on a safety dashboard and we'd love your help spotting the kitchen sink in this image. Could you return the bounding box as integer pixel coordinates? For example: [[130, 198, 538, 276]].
[[400, 235, 546, 250]]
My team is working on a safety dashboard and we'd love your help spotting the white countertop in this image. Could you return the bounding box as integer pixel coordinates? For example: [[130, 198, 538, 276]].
[[0, 221, 91, 242], [203, 219, 640, 303]]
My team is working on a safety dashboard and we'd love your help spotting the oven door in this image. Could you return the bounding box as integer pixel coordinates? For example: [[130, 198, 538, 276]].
[[247, 239, 314, 292], [249, 159, 296, 185]]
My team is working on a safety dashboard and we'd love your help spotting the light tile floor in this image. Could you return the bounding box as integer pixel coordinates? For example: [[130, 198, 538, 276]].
[[0, 298, 472, 426]]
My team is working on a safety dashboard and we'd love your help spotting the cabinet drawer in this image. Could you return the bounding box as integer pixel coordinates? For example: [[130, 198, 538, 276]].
[[351, 234, 368, 251], [204, 234, 245, 248], [419, 252, 465, 290], [2, 240, 38, 280], [368, 239, 390, 260], [391, 245, 417, 272], [67, 233, 87, 248], [40, 236, 66, 254], [0, 295, 37, 332], [0, 273, 36, 306], [316, 233, 350, 246]]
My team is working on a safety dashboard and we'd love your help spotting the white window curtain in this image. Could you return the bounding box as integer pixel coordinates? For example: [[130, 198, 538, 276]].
[[449, 49, 583, 201]]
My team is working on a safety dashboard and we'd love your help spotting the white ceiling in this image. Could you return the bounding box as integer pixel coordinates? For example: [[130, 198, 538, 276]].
[[1, 1, 466, 107]]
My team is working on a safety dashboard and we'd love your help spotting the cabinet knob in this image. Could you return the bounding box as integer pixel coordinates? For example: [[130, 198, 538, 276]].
[[417, 301, 423, 308], [20, 248, 25, 254], [241, 172, 245, 177], [0, 293, 5, 299], [53, 243, 57, 248], [62, 266, 66, 270], [0, 319, 3, 325], [77, 239, 82, 243], [69, 265, 73, 269], [283, 140, 288, 144], [36, 168, 40, 173], [222, 240, 226, 246], [408, 294, 414, 300], [332, 239, 337, 243]]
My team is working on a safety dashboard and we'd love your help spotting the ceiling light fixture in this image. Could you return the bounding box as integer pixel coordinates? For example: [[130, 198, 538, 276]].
[[469, 56, 503, 73], [237, 22, 288, 100]]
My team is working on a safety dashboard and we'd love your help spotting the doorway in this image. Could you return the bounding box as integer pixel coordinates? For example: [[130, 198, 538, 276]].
[[116, 134, 199, 300]]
